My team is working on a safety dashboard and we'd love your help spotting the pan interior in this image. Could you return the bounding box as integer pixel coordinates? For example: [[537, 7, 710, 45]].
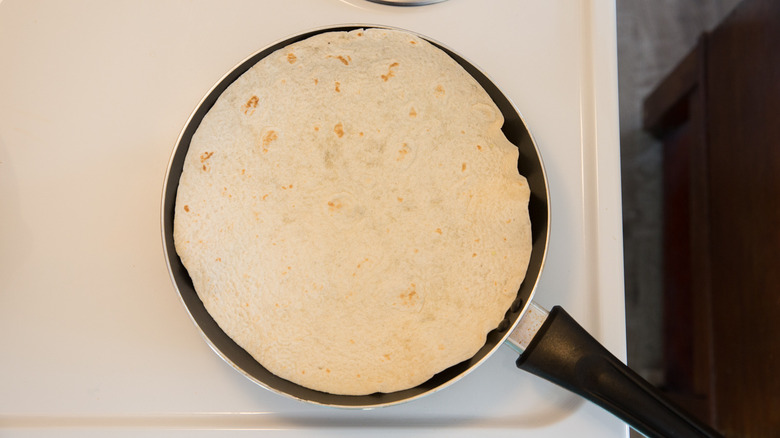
[[161, 24, 549, 408]]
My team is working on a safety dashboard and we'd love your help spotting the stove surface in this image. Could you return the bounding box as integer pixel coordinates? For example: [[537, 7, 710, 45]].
[[0, 1, 625, 436]]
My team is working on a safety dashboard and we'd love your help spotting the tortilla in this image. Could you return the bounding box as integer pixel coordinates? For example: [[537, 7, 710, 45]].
[[173, 28, 532, 395]]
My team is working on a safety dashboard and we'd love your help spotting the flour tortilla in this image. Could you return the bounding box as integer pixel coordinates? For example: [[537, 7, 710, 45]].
[[173, 28, 532, 395]]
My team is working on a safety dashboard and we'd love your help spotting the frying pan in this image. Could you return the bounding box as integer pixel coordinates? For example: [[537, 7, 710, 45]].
[[161, 25, 721, 438]]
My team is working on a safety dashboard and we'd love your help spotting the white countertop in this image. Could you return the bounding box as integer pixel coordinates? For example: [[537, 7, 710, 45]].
[[0, 1, 626, 436]]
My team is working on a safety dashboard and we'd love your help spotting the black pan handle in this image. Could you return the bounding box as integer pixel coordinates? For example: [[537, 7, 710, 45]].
[[515, 306, 722, 438]]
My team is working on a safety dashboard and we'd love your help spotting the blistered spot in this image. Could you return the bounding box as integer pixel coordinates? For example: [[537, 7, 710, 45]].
[[287, 53, 297, 64], [409, 107, 417, 117], [200, 151, 214, 171], [328, 55, 351, 65], [261, 130, 278, 153], [334, 81, 341, 92], [434, 84, 445, 96], [397, 284, 418, 306], [396, 143, 410, 161], [472, 102, 497, 123], [391, 282, 423, 312], [381, 62, 399, 82], [242, 96, 259, 115], [334, 122, 344, 138]]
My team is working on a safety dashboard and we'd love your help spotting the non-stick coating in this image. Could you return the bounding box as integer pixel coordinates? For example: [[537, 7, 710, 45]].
[[161, 25, 550, 408]]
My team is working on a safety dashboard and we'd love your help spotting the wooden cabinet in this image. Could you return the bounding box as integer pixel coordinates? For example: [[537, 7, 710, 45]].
[[643, 0, 780, 436]]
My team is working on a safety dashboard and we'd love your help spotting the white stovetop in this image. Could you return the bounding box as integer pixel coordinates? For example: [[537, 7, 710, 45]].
[[0, 1, 626, 436]]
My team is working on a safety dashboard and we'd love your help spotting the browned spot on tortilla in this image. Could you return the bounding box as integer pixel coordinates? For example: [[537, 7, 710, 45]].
[[396, 143, 410, 161], [409, 107, 417, 117], [381, 62, 400, 81], [183, 205, 190, 212], [314, 126, 320, 131], [397, 283, 418, 307], [216, 257, 221, 262], [334, 81, 341, 92], [199, 151, 214, 171], [477, 144, 483, 150], [472, 253, 477, 257], [435, 228, 442, 234], [313, 78, 319, 85], [262, 194, 269, 200], [260, 130, 277, 153], [383, 354, 391, 360], [462, 163, 467, 172], [241, 168, 245, 175], [435, 84, 445, 96], [242, 96, 259, 114], [287, 53, 297, 64], [329, 55, 350, 65], [410, 40, 417, 45], [334, 122, 344, 138], [328, 200, 343, 212], [397, 197, 403, 202]]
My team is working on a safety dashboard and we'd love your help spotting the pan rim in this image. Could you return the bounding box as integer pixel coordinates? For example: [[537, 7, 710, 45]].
[[160, 23, 550, 409]]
